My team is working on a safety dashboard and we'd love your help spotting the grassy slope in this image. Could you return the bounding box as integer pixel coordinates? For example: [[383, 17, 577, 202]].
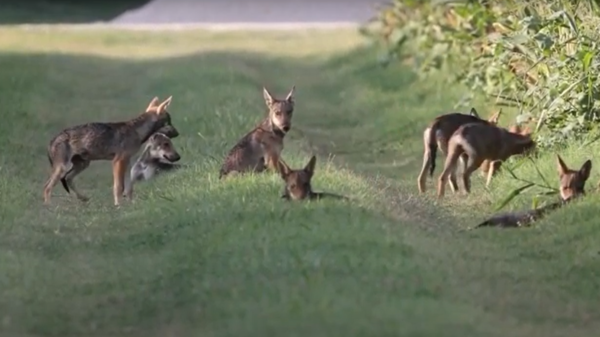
[[0, 28, 599, 337]]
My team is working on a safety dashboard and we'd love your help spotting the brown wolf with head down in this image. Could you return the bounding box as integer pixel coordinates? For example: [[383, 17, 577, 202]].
[[43, 96, 178, 206], [436, 122, 536, 198], [479, 118, 535, 179], [417, 108, 502, 194], [472, 155, 591, 229], [219, 86, 295, 179]]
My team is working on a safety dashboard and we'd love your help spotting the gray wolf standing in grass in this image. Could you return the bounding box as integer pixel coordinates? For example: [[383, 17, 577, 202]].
[[43, 96, 178, 206]]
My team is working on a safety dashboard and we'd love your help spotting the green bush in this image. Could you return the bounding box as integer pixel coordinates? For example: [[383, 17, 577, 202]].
[[362, 0, 600, 148]]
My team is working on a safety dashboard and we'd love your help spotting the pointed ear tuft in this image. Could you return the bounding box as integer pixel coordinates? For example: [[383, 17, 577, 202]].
[[263, 87, 274, 106], [579, 159, 592, 181], [285, 85, 296, 103], [469, 107, 479, 118], [156, 96, 172, 114], [557, 154, 568, 175], [146, 97, 160, 112], [304, 155, 317, 177], [489, 109, 502, 124]]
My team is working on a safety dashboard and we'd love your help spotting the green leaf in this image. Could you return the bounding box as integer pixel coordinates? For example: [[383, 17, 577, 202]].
[[389, 28, 407, 46], [582, 50, 594, 72], [531, 195, 539, 209], [528, 157, 552, 189], [494, 183, 535, 212]]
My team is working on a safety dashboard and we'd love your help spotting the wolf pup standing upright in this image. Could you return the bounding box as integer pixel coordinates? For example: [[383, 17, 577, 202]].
[[43, 96, 178, 206], [479, 117, 535, 179], [472, 155, 591, 229], [277, 156, 348, 201], [417, 108, 502, 194], [219, 86, 295, 179], [128, 132, 181, 186], [436, 122, 536, 198]]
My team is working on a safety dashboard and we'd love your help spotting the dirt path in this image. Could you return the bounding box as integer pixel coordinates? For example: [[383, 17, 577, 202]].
[[110, 0, 382, 25]]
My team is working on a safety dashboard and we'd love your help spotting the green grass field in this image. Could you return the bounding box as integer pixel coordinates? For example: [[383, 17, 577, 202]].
[[1, 26, 600, 337]]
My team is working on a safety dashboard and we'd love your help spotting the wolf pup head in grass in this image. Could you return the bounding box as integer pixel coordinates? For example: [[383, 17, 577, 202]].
[[277, 155, 348, 201], [473, 155, 592, 229]]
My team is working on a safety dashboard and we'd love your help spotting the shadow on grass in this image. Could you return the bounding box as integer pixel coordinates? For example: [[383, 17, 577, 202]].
[[1, 47, 599, 337], [0, 0, 151, 24]]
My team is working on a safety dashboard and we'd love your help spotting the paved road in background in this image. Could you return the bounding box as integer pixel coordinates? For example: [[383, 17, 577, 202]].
[[111, 0, 384, 26]]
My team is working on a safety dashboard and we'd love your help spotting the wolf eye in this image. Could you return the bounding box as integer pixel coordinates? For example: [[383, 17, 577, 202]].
[[290, 183, 297, 189], [162, 142, 169, 147]]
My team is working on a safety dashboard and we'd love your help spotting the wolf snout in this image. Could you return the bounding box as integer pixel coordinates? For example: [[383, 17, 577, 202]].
[[282, 125, 291, 132], [164, 153, 181, 162]]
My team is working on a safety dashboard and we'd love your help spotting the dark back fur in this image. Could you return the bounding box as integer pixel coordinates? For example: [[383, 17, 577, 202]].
[[427, 113, 492, 177]]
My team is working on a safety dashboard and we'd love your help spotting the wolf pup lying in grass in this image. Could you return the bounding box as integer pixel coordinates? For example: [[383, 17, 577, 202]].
[[128, 132, 182, 185], [43, 96, 178, 206], [472, 155, 592, 229], [277, 156, 348, 201], [418, 108, 502, 194]]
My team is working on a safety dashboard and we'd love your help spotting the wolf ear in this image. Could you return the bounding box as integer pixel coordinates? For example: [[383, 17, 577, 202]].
[[146, 97, 160, 112], [263, 87, 275, 106], [155, 96, 172, 114], [469, 107, 479, 118], [304, 155, 317, 178], [557, 154, 569, 176], [285, 85, 295, 103], [277, 159, 292, 179], [488, 109, 502, 124], [579, 159, 592, 181]]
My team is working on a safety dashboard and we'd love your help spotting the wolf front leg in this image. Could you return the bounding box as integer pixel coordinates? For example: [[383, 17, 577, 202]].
[[265, 154, 280, 172], [112, 157, 130, 206], [261, 142, 282, 173], [124, 160, 145, 199]]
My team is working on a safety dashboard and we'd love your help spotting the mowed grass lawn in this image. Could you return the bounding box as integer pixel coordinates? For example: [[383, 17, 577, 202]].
[[0, 27, 599, 337]]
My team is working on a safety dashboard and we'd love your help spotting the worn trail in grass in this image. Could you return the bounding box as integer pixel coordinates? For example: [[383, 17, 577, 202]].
[[0, 28, 599, 337]]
